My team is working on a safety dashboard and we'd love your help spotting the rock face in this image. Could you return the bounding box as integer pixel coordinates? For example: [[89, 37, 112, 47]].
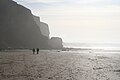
[[0, 0, 48, 48], [33, 16, 50, 38], [0, 0, 63, 49], [33, 16, 64, 49], [49, 37, 63, 49]]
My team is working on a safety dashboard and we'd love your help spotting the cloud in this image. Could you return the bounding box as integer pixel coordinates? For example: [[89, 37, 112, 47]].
[[14, 0, 120, 10], [14, 0, 66, 4]]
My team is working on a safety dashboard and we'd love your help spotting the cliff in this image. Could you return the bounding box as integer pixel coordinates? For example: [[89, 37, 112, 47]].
[[33, 16, 63, 49], [0, 0, 48, 48], [49, 37, 63, 49], [0, 0, 63, 49], [33, 16, 50, 38]]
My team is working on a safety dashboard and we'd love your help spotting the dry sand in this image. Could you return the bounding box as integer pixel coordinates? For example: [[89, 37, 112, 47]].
[[0, 49, 120, 80]]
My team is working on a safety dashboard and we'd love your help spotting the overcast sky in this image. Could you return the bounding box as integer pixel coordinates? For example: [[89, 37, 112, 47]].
[[14, 0, 120, 43]]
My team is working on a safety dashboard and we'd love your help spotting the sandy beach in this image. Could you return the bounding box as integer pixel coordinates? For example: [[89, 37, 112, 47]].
[[0, 49, 120, 80]]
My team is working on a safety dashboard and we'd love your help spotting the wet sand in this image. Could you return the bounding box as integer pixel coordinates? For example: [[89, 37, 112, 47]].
[[0, 50, 120, 80]]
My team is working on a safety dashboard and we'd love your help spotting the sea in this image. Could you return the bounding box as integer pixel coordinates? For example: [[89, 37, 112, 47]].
[[63, 43, 120, 50]]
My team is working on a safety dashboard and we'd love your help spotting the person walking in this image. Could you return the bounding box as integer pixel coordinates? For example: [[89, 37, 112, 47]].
[[37, 48, 39, 54], [32, 48, 35, 54]]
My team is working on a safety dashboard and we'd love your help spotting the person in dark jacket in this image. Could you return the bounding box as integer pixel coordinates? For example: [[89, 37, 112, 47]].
[[32, 48, 35, 54], [37, 48, 39, 54]]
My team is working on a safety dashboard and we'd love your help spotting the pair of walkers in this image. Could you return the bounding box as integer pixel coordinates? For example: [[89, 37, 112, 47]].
[[32, 48, 39, 54]]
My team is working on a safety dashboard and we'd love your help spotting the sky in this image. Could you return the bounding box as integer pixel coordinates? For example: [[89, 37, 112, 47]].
[[13, 0, 120, 43]]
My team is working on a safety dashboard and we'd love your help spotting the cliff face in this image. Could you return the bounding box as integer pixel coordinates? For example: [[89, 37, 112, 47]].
[[0, 0, 48, 48], [33, 16, 50, 38], [33, 16, 64, 49], [49, 37, 63, 49]]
